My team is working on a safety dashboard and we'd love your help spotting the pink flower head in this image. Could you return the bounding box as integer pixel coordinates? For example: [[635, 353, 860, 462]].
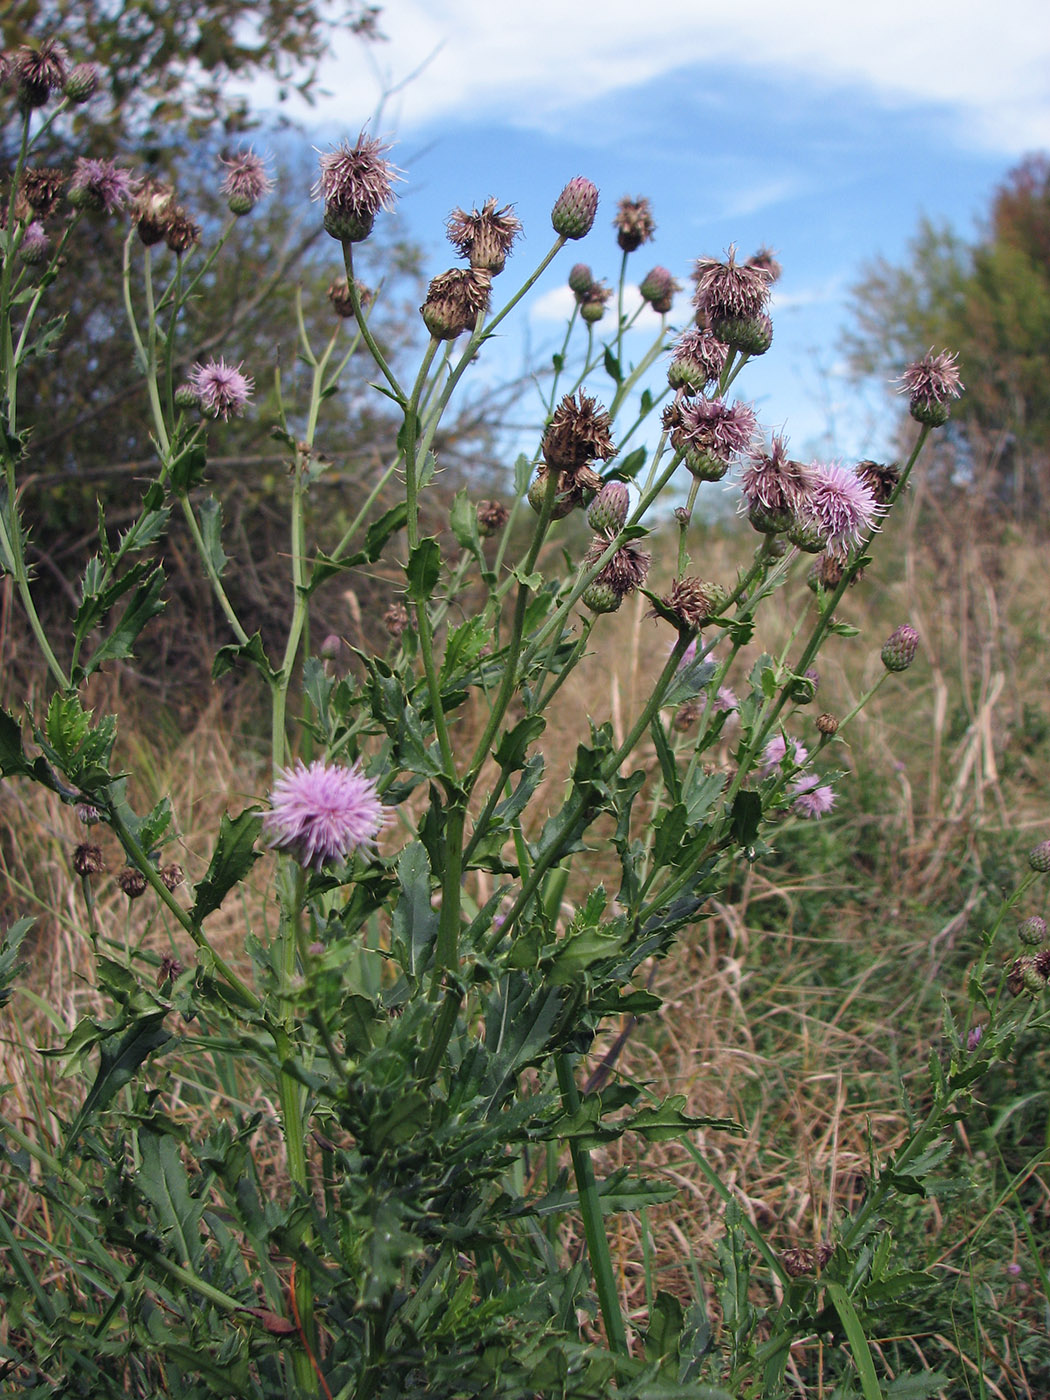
[[69, 157, 136, 215], [760, 734, 809, 777], [263, 758, 385, 868], [966, 1025, 983, 1051], [790, 773, 836, 819], [800, 462, 881, 559], [668, 327, 729, 392], [188, 357, 253, 420], [666, 397, 758, 472], [740, 436, 814, 516], [895, 349, 963, 408], [314, 133, 400, 240], [693, 246, 772, 320], [220, 148, 274, 215]]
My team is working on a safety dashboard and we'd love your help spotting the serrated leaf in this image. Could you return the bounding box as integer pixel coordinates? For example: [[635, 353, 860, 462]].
[[405, 537, 441, 601], [191, 809, 264, 924], [80, 567, 166, 676], [63, 1011, 172, 1150], [604, 346, 623, 383], [493, 715, 546, 772], [450, 488, 483, 555], [198, 496, 228, 577], [169, 441, 209, 493], [212, 632, 278, 683], [391, 841, 438, 976]]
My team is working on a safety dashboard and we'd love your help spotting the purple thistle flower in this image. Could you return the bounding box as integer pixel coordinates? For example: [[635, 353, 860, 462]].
[[263, 758, 385, 868], [966, 1024, 983, 1051], [760, 734, 809, 777], [790, 774, 836, 819], [188, 357, 253, 420], [895, 349, 963, 415], [693, 246, 772, 320], [668, 327, 729, 392], [666, 397, 757, 480], [220, 148, 274, 215], [314, 133, 400, 241], [19, 220, 50, 266], [740, 436, 814, 517], [800, 462, 882, 559], [69, 157, 136, 215]]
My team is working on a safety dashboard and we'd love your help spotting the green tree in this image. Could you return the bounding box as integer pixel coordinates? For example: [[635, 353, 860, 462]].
[[844, 155, 1050, 515]]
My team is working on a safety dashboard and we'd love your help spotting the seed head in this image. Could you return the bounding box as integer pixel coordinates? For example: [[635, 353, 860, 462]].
[[666, 396, 757, 480], [315, 134, 400, 242], [542, 392, 616, 472], [21, 167, 65, 217], [746, 246, 782, 283], [263, 758, 385, 868], [133, 179, 176, 245], [638, 265, 679, 313], [117, 866, 148, 899], [580, 280, 612, 323], [164, 208, 201, 255], [188, 358, 253, 420], [654, 576, 726, 632], [551, 176, 599, 239], [895, 349, 963, 427], [159, 863, 184, 892], [76, 802, 102, 825], [584, 536, 651, 600], [816, 712, 839, 737], [446, 197, 521, 273], [384, 602, 410, 639], [157, 954, 184, 988], [14, 40, 67, 108], [613, 196, 655, 253], [220, 148, 274, 215], [420, 268, 492, 340], [668, 327, 729, 393], [72, 843, 105, 877], [1028, 839, 1050, 873], [855, 459, 901, 506], [64, 62, 99, 104], [693, 246, 772, 320], [68, 157, 136, 215], [741, 437, 814, 522], [476, 499, 509, 537], [881, 624, 920, 673]]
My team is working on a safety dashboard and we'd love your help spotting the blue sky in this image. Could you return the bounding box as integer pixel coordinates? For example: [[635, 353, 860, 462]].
[[247, 0, 1050, 463]]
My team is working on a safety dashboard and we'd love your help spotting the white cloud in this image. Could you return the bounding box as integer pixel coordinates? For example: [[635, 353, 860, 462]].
[[260, 0, 1050, 153]]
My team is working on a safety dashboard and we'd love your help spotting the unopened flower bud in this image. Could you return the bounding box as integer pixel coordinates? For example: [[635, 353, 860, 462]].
[[76, 803, 102, 825], [568, 262, 593, 297], [174, 381, 199, 410], [63, 62, 99, 103], [582, 580, 621, 614], [816, 712, 839, 737], [639, 266, 678, 312], [1028, 839, 1050, 873], [19, 221, 50, 266], [552, 177, 599, 240], [72, 843, 105, 877], [384, 603, 410, 638], [159, 863, 184, 892], [881, 625, 919, 673], [711, 313, 773, 356], [1019, 916, 1047, 946], [587, 481, 629, 535]]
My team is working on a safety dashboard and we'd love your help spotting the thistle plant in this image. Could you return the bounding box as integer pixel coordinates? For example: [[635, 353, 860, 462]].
[[2, 48, 1049, 1400]]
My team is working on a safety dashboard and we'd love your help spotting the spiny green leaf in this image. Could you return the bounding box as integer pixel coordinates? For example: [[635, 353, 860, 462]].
[[191, 808, 264, 924]]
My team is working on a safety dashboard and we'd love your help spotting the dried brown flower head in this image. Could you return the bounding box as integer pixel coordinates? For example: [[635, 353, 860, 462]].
[[668, 327, 729, 393], [693, 246, 772, 320], [327, 277, 372, 318], [14, 39, 67, 108], [855, 459, 901, 506], [613, 196, 655, 253], [117, 866, 148, 899], [164, 208, 201, 255], [654, 576, 726, 632], [384, 602, 411, 638], [21, 166, 65, 217], [542, 392, 615, 472], [584, 536, 651, 599], [159, 863, 184, 891], [72, 843, 105, 877], [133, 179, 176, 245], [446, 197, 522, 273], [420, 268, 492, 339], [476, 499, 509, 536], [740, 437, 814, 524], [665, 396, 757, 480]]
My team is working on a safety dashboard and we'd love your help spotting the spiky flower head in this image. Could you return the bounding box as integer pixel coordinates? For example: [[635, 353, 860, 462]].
[[117, 866, 148, 899], [1028, 839, 1050, 873], [72, 843, 105, 877], [584, 535, 651, 599], [446, 197, 522, 274], [76, 802, 102, 825], [760, 733, 809, 777], [580, 280, 612, 323], [14, 39, 67, 108], [476, 499, 509, 536], [68, 157, 136, 215], [1019, 916, 1047, 946], [315, 133, 400, 242], [740, 436, 814, 531], [384, 602, 410, 638], [64, 61, 99, 103], [587, 481, 630, 536], [668, 327, 729, 393], [665, 396, 757, 480], [542, 391, 615, 472], [746, 246, 782, 283], [551, 176, 599, 239], [132, 179, 176, 245], [221, 148, 274, 215], [327, 276, 372, 318], [638, 265, 679, 313], [165, 208, 201, 255], [855, 459, 901, 506], [420, 268, 492, 339], [19, 221, 50, 266], [264, 758, 384, 869], [159, 863, 184, 892], [816, 712, 839, 736], [654, 576, 727, 632], [582, 579, 621, 614], [791, 774, 836, 819], [568, 262, 593, 298], [693, 246, 772, 321], [895, 349, 963, 426], [614, 196, 655, 253], [188, 357, 253, 420], [21, 166, 65, 217], [798, 462, 881, 558], [880, 624, 920, 673]]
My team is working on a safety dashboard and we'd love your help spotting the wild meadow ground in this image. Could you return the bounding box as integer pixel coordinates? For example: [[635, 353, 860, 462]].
[[2, 483, 1049, 1397]]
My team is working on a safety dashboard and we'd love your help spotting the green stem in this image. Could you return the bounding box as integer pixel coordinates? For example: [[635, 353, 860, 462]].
[[556, 1054, 629, 1355], [342, 244, 405, 404]]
